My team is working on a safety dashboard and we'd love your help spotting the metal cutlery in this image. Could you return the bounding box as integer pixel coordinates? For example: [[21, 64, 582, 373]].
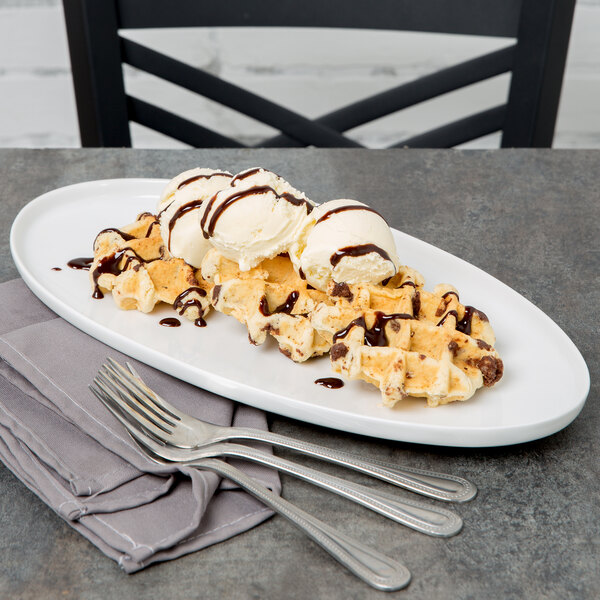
[[99, 357, 477, 503], [91, 369, 463, 537], [123, 448, 412, 590], [91, 368, 412, 590]]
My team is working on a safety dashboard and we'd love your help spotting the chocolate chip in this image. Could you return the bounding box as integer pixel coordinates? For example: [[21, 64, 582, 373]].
[[476, 339, 491, 351], [412, 291, 421, 318], [389, 320, 401, 333], [477, 356, 504, 386], [448, 340, 459, 354], [212, 284, 222, 304], [331, 282, 353, 302], [330, 343, 348, 361], [475, 309, 489, 322], [262, 324, 280, 336]]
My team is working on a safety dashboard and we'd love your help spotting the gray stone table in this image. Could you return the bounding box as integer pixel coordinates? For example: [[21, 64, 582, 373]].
[[0, 149, 598, 599]]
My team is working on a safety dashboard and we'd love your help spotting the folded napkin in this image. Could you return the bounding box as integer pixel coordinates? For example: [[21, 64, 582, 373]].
[[0, 279, 281, 572]]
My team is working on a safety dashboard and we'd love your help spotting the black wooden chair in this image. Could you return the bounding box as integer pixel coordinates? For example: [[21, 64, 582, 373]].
[[62, 0, 576, 148]]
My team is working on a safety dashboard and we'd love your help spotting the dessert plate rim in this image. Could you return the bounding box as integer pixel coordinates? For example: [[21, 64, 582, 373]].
[[10, 178, 590, 448]]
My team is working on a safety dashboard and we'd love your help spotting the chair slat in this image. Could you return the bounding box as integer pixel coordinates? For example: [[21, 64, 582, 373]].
[[394, 105, 506, 148], [121, 38, 363, 148], [63, 0, 130, 146], [127, 96, 245, 147], [262, 45, 516, 147], [502, 0, 576, 147], [117, 0, 522, 38]]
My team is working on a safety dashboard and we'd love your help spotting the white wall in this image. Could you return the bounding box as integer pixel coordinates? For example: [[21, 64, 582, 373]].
[[0, 0, 598, 149]]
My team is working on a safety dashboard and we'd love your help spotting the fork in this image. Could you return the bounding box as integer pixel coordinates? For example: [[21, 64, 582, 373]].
[[99, 357, 477, 503], [119, 446, 411, 592], [91, 373, 463, 537]]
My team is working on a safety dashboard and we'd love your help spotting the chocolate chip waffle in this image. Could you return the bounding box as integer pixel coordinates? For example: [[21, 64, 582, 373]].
[[90, 213, 212, 322], [201, 248, 331, 361], [310, 278, 503, 407]]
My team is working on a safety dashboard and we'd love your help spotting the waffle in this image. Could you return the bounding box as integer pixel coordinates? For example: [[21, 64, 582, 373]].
[[202, 246, 502, 405], [90, 213, 212, 321], [201, 248, 331, 361], [310, 279, 503, 407]]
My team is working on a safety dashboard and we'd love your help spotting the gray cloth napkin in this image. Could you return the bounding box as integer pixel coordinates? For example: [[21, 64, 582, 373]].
[[0, 279, 281, 572]]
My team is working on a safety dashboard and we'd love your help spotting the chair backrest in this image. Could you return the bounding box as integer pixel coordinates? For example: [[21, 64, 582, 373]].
[[62, 0, 576, 148]]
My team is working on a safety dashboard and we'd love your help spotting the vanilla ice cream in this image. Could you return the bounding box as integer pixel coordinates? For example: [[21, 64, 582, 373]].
[[157, 167, 232, 211], [158, 168, 232, 268], [199, 167, 315, 270], [298, 199, 399, 291]]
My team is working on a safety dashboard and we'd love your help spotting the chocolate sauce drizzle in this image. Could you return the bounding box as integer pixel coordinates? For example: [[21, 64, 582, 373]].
[[436, 310, 459, 328], [436, 305, 478, 335], [159, 318, 181, 327], [90, 249, 159, 299], [167, 200, 203, 250], [442, 291, 460, 301], [281, 192, 313, 212], [157, 202, 172, 220], [333, 312, 415, 347], [194, 317, 207, 328], [143, 219, 160, 238], [177, 172, 231, 190], [173, 287, 207, 318], [259, 291, 299, 317], [51, 267, 62, 271], [93, 228, 135, 248], [67, 257, 93, 271], [201, 185, 313, 239], [315, 377, 344, 389], [230, 167, 264, 184], [330, 244, 392, 268], [316, 204, 386, 225]]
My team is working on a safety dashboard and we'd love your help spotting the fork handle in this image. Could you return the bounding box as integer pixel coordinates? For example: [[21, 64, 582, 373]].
[[216, 443, 462, 537], [192, 458, 411, 591], [220, 427, 477, 502]]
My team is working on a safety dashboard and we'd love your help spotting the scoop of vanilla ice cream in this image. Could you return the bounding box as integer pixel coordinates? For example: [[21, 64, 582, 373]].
[[158, 168, 232, 268], [157, 167, 232, 212], [298, 199, 399, 291], [199, 167, 315, 271]]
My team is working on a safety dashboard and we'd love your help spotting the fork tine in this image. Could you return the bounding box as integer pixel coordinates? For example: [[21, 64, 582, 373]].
[[101, 362, 165, 413], [90, 383, 141, 433], [105, 358, 182, 421], [116, 360, 183, 421], [89, 384, 172, 452], [97, 366, 178, 428], [94, 373, 173, 437], [92, 375, 175, 440], [124, 361, 144, 383]]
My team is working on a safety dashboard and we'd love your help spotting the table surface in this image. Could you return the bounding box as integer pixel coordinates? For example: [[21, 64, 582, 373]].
[[0, 148, 598, 600]]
